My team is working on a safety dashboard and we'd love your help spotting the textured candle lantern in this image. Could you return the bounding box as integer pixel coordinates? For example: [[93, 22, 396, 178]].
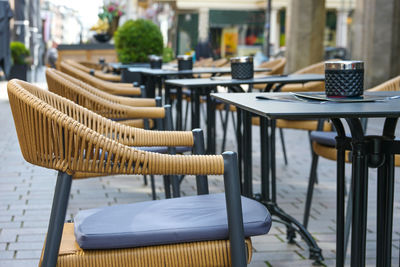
[[230, 56, 254, 80], [177, 55, 193, 71], [149, 55, 162, 69], [325, 60, 364, 97]]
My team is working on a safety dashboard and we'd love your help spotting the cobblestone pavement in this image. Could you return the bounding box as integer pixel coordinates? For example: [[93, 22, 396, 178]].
[[0, 80, 400, 266]]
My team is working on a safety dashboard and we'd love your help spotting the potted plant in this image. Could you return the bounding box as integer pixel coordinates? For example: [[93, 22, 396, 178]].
[[90, 1, 124, 42], [9, 41, 30, 81], [114, 19, 163, 64]]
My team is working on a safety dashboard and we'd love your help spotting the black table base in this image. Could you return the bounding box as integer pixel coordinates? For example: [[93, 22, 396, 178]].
[[332, 117, 398, 267], [239, 111, 325, 264]]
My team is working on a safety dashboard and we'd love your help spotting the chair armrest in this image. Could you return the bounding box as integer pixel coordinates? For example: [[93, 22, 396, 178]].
[[62, 120, 222, 176], [106, 85, 142, 96]]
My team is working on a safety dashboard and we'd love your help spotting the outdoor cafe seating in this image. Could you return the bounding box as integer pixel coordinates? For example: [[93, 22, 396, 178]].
[[7, 79, 272, 267]]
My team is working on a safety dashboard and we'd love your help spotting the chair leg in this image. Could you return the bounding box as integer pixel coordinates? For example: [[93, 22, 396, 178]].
[[308, 131, 319, 184], [183, 99, 190, 130], [143, 175, 148, 186], [279, 128, 288, 165], [222, 152, 247, 266], [163, 175, 171, 198], [221, 106, 230, 152], [150, 175, 156, 200], [344, 173, 354, 259], [41, 171, 73, 267], [303, 152, 319, 228]]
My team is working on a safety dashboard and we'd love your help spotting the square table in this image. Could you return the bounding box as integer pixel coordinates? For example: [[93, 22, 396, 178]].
[[212, 91, 400, 267], [136, 67, 272, 98], [165, 74, 324, 154]]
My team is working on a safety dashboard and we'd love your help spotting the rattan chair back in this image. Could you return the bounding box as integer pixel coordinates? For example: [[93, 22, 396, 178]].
[[45, 68, 164, 121], [59, 61, 140, 96], [367, 75, 400, 92], [65, 59, 121, 82], [7, 79, 218, 177], [257, 57, 287, 75]]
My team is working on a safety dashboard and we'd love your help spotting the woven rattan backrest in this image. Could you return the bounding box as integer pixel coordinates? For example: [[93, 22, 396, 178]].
[[367, 75, 400, 92], [257, 58, 287, 75], [65, 59, 93, 73], [59, 61, 119, 91], [78, 61, 102, 70], [294, 61, 325, 74], [8, 80, 220, 176], [45, 69, 158, 119]]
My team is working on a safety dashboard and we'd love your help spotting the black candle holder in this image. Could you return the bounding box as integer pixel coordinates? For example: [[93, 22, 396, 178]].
[[325, 60, 364, 97]]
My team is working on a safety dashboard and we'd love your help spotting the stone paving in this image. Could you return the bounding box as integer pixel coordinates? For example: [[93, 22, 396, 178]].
[[0, 80, 400, 266]]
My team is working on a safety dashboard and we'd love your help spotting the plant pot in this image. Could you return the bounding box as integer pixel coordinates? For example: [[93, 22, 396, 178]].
[[108, 17, 120, 36], [9, 64, 28, 81], [94, 33, 112, 43]]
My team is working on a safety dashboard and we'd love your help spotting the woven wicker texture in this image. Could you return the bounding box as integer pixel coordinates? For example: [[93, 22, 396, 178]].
[[46, 69, 164, 120], [49, 69, 155, 107], [78, 61, 103, 70], [59, 61, 141, 96], [7, 79, 223, 178], [252, 58, 287, 90], [280, 60, 329, 92], [368, 75, 400, 92], [39, 223, 252, 267], [65, 59, 121, 82]]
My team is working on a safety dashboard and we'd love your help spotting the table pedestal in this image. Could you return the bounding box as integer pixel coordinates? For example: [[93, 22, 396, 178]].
[[332, 118, 398, 267], [239, 110, 324, 264]]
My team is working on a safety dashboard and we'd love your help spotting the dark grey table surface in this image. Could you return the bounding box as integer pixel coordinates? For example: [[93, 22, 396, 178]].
[[165, 74, 324, 88], [211, 91, 400, 119], [131, 67, 271, 76]]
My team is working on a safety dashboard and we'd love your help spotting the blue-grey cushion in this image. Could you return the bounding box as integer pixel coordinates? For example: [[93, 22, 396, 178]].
[[310, 131, 338, 147], [134, 146, 192, 154], [74, 193, 271, 249]]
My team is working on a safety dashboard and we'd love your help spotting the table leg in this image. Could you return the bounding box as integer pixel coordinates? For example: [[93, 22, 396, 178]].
[[165, 84, 171, 105], [236, 109, 243, 186], [191, 88, 201, 129], [176, 87, 182, 130], [270, 119, 276, 203], [242, 110, 253, 197], [206, 90, 216, 154], [145, 74, 156, 98], [376, 117, 398, 267], [345, 118, 368, 267], [376, 153, 394, 267], [331, 118, 346, 267], [260, 116, 270, 201]]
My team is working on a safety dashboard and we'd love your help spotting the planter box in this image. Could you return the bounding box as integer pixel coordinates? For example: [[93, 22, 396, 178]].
[[9, 64, 28, 81]]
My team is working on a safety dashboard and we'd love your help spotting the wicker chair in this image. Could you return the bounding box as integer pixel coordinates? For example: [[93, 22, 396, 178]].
[[303, 75, 400, 254], [46, 68, 208, 199], [59, 61, 141, 96], [8, 79, 271, 267], [65, 59, 121, 82]]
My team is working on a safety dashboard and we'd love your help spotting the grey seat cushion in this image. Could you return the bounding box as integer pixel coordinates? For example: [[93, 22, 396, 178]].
[[134, 146, 192, 154], [310, 131, 339, 147], [74, 193, 272, 249]]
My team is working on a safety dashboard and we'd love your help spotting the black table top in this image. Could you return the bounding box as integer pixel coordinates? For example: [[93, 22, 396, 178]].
[[211, 92, 400, 119], [165, 74, 324, 88], [137, 67, 271, 76]]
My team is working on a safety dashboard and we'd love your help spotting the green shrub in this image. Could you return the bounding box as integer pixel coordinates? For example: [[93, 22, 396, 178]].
[[10, 42, 30, 65], [114, 19, 163, 63], [162, 47, 174, 63]]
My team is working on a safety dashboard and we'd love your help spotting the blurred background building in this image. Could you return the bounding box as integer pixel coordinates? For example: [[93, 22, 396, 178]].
[[1, 0, 399, 87]]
